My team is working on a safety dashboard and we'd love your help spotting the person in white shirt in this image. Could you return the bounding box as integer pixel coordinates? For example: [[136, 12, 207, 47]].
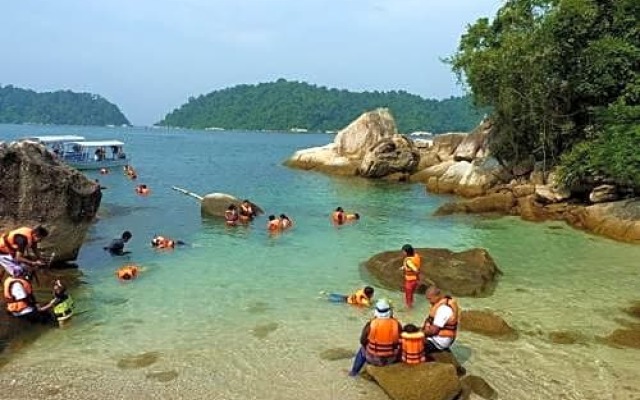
[[422, 286, 460, 353]]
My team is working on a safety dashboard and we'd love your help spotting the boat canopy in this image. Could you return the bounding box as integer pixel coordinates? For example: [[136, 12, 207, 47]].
[[26, 135, 86, 143], [67, 140, 125, 147]]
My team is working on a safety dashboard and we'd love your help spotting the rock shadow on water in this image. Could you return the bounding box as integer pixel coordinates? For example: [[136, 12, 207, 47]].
[[251, 322, 279, 339], [548, 330, 587, 345], [319, 347, 355, 361], [99, 203, 152, 219], [146, 370, 179, 382], [117, 351, 161, 369]]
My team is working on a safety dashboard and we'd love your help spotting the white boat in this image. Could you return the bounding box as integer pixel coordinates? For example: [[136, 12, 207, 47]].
[[24, 135, 86, 156], [62, 140, 130, 170]]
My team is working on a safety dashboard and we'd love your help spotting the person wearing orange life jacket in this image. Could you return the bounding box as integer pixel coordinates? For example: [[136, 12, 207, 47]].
[[267, 215, 281, 232], [239, 200, 256, 223], [225, 204, 240, 226], [349, 299, 402, 376], [322, 286, 374, 307], [279, 214, 293, 230], [3, 267, 55, 324], [0, 226, 49, 277], [423, 286, 460, 353], [151, 235, 186, 249], [116, 265, 139, 280], [331, 207, 345, 225], [399, 244, 421, 309], [400, 323, 426, 364]]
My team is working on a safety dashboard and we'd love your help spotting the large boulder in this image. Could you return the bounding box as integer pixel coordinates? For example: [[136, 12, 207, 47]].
[[420, 158, 503, 197], [285, 108, 418, 180], [453, 120, 492, 162], [334, 108, 397, 159], [200, 193, 264, 218], [366, 362, 461, 400], [564, 199, 640, 244], [435, 192, 516, 216], [0, 141, 101, 262], [363, 248, 501, 297], [358, 135, 420, 178], [459, 310, 518, 340]]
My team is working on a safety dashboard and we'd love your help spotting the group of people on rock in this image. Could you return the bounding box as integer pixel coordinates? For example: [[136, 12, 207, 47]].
[[0, 225, 74, 326]]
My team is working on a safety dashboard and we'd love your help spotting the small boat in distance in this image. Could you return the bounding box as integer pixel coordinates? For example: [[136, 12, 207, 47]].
[[62, 140, 130, 170]]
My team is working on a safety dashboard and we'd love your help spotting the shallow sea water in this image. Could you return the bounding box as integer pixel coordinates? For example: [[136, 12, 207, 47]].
[[0, 124, 639, 400]]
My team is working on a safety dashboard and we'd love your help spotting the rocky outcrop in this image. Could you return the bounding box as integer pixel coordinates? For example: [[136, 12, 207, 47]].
[[285, 108, 419, 179], [459, 310, 518, 340], [363, 248, 501, 297], [0, 141, 101, 262], [589, 184, 619, 203], [366, 363, 461, 400], [200, 193, 263, 218], [564, 199, 640, 244]]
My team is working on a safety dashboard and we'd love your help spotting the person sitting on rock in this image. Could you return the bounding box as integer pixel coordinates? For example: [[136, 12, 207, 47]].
[[349, 299, 402, 377], [3, 267, 55, 325], [0, 225, 49, 277], [400, 323, 426, 364], [104, 231, 132, 256], [38, 279, 74, 327], [239, 200, 256, 222], [422, 286, 460, 354], [321, 286, 374, 307]]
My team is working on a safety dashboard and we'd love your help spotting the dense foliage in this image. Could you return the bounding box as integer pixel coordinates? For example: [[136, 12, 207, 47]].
[[449, 0, 640, 190], [158, 79, 486, 134], [0, 85, 130, 126]]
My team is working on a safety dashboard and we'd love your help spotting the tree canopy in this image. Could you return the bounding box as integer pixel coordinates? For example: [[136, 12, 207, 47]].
[[158, 79, 487, 134], [449, 0, 639, 191], [0, 85, 130, 126]]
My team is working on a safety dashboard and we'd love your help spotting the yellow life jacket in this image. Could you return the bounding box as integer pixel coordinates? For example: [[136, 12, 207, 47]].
[[347, 289, 370, 306], [53, 295, 74, 321]]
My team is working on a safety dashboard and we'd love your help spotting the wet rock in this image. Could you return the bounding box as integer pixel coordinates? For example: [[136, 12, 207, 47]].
[[251, 322, 279, 339], [146, 370, 179, 382], [624, 301, 640, 319], [364, 248, 501, 297], [602, 328, 640, 349], [548, 330, 585, 345], [318, 347, 355, 361], [435, 192, 516, 216], [366, 362, 461, 400], [0, 141, 101, 262], [459, 310, 518, 340], [429, 350, 466, 376], [117, 351, 161, 369], [565, 200, 640, 244], [460, 375, 497, 400]]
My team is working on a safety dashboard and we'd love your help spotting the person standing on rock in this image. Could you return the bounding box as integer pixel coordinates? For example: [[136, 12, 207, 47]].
[[422, 286, 460, 354], [0, 226, 49, 277], [399, 244, 421, 309], [348, 299, 402, 376]]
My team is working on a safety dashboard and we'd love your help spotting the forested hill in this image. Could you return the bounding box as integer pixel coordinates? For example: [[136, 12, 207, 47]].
[[0, 85, 130, 126], [158, 79, 485, 133]]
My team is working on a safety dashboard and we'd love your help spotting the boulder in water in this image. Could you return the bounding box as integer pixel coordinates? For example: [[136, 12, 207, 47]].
[[366, 362, 461, 400], [0, 141, 101, 262], [459, 310, 518, 340]]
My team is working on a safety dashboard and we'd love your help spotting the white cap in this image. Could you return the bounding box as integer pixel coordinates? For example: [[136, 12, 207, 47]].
[[374, 299, 391, 318]]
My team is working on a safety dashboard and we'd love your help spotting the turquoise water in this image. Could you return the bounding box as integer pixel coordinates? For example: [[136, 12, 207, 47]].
[[1, 124, 640, 400]]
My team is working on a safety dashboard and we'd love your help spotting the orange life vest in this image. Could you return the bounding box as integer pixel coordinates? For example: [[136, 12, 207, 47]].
[[268, 220, 280, 231], [0, 227, 34, 256], [403, 254, 421, 282], [117, 266, 139, 280], [3, 277, 35, 314], [154, 236, 174, 249], [347, 289, 370, 306], [332, 211, 344, 225], [423, 296, 460, 339], [401, 331, 426, 364], [366, 318, 400, 358]]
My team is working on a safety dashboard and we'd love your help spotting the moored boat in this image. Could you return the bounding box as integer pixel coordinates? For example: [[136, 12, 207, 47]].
[[62, 140, 130, 170]]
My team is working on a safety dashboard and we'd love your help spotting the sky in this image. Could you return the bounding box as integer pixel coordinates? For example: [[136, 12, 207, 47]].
[[1, 0, 501, 125]]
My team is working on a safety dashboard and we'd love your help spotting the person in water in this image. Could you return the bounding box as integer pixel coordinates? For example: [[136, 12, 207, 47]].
[[124, 165, 137, 180], [279, 214, 293, 230], [99, 168, 109, 175], [38, 279, 74, 327], [116, 265, 139, 280], [151, 235, 185, 249], [345, 213, 360, 222], [225, 204, 240, 226], [331, 207, 345, 225], [104, 231, 132, 256], [267, 215, 281, 232], [322, 286, 374, 307], [135, 184, 150, 196], [239, 200, 256, 222]]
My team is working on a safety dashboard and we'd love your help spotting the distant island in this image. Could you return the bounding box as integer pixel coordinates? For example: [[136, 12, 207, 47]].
[[0, 85, 130, 126], [157, 79, 486, 133]]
